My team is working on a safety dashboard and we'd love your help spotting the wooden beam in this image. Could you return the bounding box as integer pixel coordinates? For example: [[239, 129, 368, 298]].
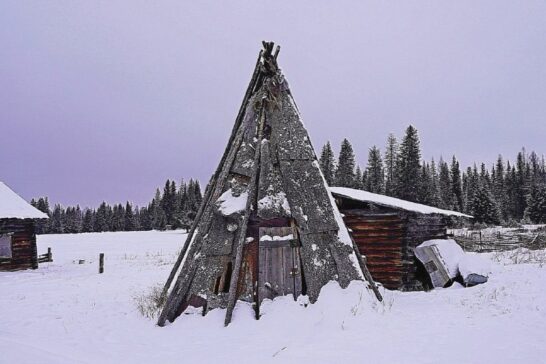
[[224, 105, 265, 327]]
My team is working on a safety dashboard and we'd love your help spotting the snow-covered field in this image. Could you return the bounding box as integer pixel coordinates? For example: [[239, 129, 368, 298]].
[[1, 231, 545, 364]]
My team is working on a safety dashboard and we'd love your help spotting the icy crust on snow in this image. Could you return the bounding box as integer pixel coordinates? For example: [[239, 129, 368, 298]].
[[257, 191, 291, 215], [0, 182, 48, 219], [215, 189, 248, 216], [330, 187, 472, 218], [419, 239, 465, 278]]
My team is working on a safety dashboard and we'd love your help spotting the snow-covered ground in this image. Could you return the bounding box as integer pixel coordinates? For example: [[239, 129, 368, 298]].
[[1, 231, 545, 364]]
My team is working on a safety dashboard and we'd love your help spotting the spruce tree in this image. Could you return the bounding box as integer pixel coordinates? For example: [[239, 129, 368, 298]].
[[470, 184, 500, 225], [82, 209, 95, 232], [450, 156, 463, 211], [354, 166, 364, 189], [429, 158, 441, 207], [319, 141, 336, 186], [492, 155, 507, 220], [396, 125, 421, 201], [366, 146, 385, 194], [335, 138, 356, 187], [438, 158, 453, 209], [514, 150, 528, 219], [524, 184, 546, 223], [384, 133, 398, 196], [50, 204, 64, 233], [124, 202, 135, 231], [417, 163, 433, 205]]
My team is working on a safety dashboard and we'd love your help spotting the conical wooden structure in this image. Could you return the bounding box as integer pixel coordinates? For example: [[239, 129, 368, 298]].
[[158, 42, 381, 327]]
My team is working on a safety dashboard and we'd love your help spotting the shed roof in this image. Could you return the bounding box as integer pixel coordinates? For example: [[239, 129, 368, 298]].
[[0, 182, 48, 219], [330, 187, 472, 218]]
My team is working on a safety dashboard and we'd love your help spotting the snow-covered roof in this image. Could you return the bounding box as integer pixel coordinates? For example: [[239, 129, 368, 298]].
[[0, 182, 48, 219], [329, 187, 472, 218]]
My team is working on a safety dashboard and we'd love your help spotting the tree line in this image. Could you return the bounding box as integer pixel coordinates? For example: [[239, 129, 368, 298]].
[[320, 125, 546, 225], [31, 179, 203, 234]]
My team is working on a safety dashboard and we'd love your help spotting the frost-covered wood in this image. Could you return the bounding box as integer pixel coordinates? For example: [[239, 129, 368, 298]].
[[158, 42, 379, 326]]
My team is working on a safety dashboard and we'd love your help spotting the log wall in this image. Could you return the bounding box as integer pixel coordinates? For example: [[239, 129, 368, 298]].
[[336, 198, 447, 290], [0, 219, 38, 271]]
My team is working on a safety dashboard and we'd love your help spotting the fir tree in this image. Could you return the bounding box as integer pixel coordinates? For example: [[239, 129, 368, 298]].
[[524, 184, 546, 223], [319, 141, 336, 186], [470, 184, 500, 225], [384, 133, 398, 196], [50, 204, 64, 233], [450, 156, 463, 211], [417, 163, 433, 205], [354, 166, 364, 189], [365, 146, 385, 194], [429, 158, 441, 207], [492, 155, 507, 220], [335, 138, 356, 187], [94, 202, 110, 232], [395, 125, 421, 202], [438, 158, 453, 209], [82, 209, 95, 232], [124, 202, 135, 231]]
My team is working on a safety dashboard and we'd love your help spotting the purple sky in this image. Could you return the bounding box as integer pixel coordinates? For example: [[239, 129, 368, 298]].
[[1, 1, 545, 207]]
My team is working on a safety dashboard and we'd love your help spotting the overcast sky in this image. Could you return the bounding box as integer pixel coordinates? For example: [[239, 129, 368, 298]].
[[1, 1, 545, 207]]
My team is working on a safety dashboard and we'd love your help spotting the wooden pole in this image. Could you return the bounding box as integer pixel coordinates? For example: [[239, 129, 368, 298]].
[[47, 247, 52, 262], [158, 49, 264, 304], [157, 48, 266, 327], [224, 107, 265, 327], [347, 233, 383, 302], [99, 253, 104, 274]]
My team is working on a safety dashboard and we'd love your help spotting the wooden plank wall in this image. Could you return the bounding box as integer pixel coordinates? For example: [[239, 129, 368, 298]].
[[0, 219, 38, 271], [401, 213, 447, 290], [340, 210, 405, 289], [336, 197, 449, 291]]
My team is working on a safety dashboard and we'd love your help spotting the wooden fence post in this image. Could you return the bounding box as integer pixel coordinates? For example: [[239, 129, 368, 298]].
[[47, 247, 52, 262], [99, 253, 104, 274]]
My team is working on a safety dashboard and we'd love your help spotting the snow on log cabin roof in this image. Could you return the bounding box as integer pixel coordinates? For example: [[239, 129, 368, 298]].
[[0, 182, 47, 272], [0, 182, 48, 219], [330, 187, 472, 218]]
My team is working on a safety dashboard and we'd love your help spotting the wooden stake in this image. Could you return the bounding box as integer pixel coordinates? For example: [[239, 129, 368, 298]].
[[47, 247, 52, 262], [99, 253, 104, 274], [224, 107, 265, 327], [348, 234, 383, 302]]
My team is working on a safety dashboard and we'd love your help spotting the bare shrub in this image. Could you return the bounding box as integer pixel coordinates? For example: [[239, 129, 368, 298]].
[[133, 284, 167, 319], [492, 248, 546, 267]]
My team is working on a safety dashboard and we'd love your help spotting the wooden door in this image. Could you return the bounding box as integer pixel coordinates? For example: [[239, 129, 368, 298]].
[[258, 227, 302, 303]]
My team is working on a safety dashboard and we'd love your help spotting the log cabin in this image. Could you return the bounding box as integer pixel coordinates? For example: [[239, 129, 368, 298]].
[[0, 182, 48, 271], [330, 187, 472, 291]]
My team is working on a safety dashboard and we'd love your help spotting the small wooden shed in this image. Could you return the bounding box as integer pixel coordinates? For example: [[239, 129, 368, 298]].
[[0, 182, 48, 271], [330, 187, 471, 291]]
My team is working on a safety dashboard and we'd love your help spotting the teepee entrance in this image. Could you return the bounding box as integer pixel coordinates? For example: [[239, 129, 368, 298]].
[[258, 226, 303, 302]]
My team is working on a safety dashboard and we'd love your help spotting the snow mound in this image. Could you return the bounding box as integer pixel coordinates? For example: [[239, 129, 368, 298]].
[[458, 254, 492, 279]]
